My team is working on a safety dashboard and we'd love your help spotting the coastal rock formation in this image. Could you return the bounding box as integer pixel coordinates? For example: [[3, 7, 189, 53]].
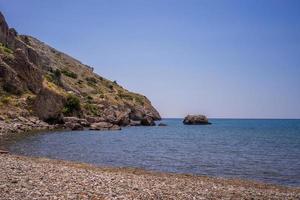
[[90, 122, 121, 131], [129, 120, 142, 126], [63, 117, 92, 130], [64, 122, 84, 131], [0, 116, 54, 136], [183, 115, 211, 125], [0, 11, 161, 134], [0, 58, 24, 95], [4, 48, 43, 94], [63, 117, 90, 127], [33, 88, 66, 124]]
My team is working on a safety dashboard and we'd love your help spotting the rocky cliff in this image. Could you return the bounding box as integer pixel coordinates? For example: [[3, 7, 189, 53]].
[[0, 12, 160, 133]]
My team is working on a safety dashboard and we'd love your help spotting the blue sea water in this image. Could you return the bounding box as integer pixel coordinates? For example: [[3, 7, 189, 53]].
[[6, 119, 300, 186]]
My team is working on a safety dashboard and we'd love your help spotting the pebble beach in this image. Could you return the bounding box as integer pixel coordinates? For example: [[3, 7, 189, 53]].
[[0, 153, 299, 200]]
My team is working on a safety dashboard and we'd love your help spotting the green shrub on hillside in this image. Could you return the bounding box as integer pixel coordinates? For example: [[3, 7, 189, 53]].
[[61, 69, 78, 79], [0, 43, 13, 54], [86, 77, 97, 84], [0, 96, 12, 105], [85, 77, 98, 87], [62, 94, 81, 115], [86, 95, 93, 100], [45, 69, 63, 86], [135, 97, 145, 106], [84, 103, 99, 116], [117, 90, 145, 105], [45, 74, 54, 82], [26, 95, 36, 104], [118, 91, 134, 101], [53, 69, 61, 79]]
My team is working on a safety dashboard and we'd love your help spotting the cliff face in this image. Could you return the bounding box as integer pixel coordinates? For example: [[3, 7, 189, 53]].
[[0, 12, 160, 128]]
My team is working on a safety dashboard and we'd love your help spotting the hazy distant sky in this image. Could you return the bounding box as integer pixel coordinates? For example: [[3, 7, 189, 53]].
[[1, 0, 299, 118]]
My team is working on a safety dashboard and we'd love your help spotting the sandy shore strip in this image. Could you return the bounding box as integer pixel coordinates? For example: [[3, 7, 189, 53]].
[[0, 154, 299, 199]]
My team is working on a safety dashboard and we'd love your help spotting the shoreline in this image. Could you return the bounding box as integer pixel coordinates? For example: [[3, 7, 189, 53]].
[[0, 153, 299, 199], [1, 123, 300, 199]]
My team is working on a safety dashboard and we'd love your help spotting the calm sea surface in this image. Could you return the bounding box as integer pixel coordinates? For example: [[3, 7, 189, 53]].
[[4, 119, 300, 186]]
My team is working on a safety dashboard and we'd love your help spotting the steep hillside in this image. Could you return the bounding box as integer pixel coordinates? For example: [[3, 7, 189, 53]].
[[0, 12, 160, 133]]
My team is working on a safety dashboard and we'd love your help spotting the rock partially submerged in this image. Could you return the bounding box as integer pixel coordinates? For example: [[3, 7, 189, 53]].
[[89, 122, 121, 131], [183, 115, 211, 125], [158, 123, 167, 126]]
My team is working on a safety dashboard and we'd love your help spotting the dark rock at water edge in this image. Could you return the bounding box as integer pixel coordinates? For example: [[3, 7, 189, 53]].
[[0, 150, 9, 154], [183, 115, 211, 125], [141, 116, 155, 126], [64, 122, 84, 131], [63, 117, 90, 127], [158, 123, 167, 126], [90, 122, 121, 131]]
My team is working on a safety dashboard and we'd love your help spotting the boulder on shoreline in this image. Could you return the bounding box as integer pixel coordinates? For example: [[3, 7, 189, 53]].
[[63, 117, 90, 127], [183, 115, 211, 125], [0, 116, 54, 136], [89, 122, 121, 131], [64, 122, 84, 131], [0, 150, 9, 154]]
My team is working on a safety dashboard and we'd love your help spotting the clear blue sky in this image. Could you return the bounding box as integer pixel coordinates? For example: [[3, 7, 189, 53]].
[[1, 0, 300, 118]]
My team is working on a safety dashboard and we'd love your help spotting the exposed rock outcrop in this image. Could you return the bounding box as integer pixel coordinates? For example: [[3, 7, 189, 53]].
[[183, 115, 211, 125], [141, 116, 156, 126], [64, 122, 84, 131], [0, 58, 24, 94], [0, 12, 10, 45], [129, 120, 141, 126], [33, 88, 66, 124], [3, 48, 43, 94], [0, 116, 54, 136], [63, 117, 90, 127], [85, 116, 106, 124], [63, 117, 90, 130]]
